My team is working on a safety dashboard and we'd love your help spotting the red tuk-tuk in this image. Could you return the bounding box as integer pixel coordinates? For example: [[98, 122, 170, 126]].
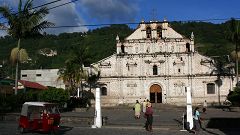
[[18, 102, 61, 133]]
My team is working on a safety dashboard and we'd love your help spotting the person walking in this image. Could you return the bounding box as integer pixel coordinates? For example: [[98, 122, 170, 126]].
[[134, 100, 141, 119], [146, 99, 150, 105], [193, 107, 201, 132], [145, 103, 153, 132], [142, 100, 147, 113], [203, 100, 207, 113]]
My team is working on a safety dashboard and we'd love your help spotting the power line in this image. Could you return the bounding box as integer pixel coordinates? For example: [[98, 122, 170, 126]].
[[31, 0, 63, 10], [0, 0, 64, 20], [1, 0, 240, 27], [0, 0, 79, 24], [0, 0, 240, 30], [1, 17, 240, 31], [48, 0, 79, 10]]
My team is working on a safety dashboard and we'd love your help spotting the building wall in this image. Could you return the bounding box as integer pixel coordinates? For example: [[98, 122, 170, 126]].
[[21, 69, 65, 89], [92, 20, 234, 106]]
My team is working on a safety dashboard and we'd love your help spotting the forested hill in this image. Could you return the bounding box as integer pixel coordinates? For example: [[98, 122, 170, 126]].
[[171, 21, 234, 56], [0, 21, 236, 76]]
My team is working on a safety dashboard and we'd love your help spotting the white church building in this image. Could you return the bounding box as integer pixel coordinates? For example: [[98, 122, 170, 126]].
[[92, 20, 234, 106]]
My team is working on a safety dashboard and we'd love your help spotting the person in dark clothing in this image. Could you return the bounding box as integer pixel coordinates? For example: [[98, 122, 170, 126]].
[[144, 103, 153, 132], [193, 107, 201, 133]]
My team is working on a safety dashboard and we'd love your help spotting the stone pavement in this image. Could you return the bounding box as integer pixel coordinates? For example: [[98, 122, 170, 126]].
[[60, 104, 240, 134], [1, 104, 240, 134]]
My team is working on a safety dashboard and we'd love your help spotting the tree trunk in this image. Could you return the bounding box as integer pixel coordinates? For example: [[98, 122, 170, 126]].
[[80, 80, 83, 98], [14, 38, 21, 95], [236, 41, 239, 85]]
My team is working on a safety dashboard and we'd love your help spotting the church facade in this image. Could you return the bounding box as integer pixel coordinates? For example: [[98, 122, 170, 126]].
[[92, 20, 234, 106]]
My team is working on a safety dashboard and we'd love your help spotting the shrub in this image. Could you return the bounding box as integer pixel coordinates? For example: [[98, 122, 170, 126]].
[[38, 87, 69, 106], [227, 87, 240, 106]]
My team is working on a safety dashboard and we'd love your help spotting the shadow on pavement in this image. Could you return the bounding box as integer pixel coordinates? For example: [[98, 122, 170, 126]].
[[58, 126, 73, 135], [206, 118, 240, 135]]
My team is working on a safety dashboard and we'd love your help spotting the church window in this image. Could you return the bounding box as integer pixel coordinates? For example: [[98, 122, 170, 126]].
[[171, 46, 174, 52], [207, 83, 215, 94], [126, 63, 130, 71], [180, 57, 183, 61], [153, 65, 158, 75], [121, 45, 125, 53], [146, 27, 152, 38], [186, 43, 190, 52], [157, 26, 162, 38], [146, 47, 150, 53], [178, 69, 181, 73], [136, 47, 138, 53], [101, 87, 107, 96]]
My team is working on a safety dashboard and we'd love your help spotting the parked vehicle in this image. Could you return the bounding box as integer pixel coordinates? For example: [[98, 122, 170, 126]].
[[18, 102, 60, 134]]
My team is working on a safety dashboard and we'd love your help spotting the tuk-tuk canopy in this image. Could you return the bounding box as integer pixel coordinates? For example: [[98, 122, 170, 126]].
[[23, 102, 56, 106], [21, 102, 58, 116]]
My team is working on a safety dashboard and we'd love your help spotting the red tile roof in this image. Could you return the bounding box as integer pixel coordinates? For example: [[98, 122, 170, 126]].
[[19, 80, 48, 90]]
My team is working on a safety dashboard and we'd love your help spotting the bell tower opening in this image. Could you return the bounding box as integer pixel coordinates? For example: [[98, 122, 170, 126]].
[[121, 44, 125, 53], [146, 27, 152, 38], [186, 43, 190, 52]]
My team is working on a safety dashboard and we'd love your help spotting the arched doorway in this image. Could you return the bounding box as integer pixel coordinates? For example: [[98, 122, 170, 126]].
[[150, 84, 162, 103]]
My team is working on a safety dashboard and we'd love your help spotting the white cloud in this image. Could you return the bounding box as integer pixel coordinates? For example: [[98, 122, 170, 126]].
[[0, 0, 140, 36], [34, 0, 88, 35], [78, 0, 139, 23], [0, 0, 88, 35], [37, 0, 88, 35]]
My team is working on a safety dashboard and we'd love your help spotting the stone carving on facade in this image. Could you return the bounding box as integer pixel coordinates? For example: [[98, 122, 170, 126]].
[[91, 20, 234, 106], [99, 61, 111, 68], [173, 81, 185, 96]]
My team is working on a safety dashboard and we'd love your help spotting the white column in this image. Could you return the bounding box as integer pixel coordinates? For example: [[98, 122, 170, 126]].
[[92, 88, 102, 128], [77, 88, 80, 98], [186, 86, 193, 130]]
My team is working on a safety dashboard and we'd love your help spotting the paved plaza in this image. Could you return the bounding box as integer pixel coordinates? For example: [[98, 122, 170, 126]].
[[0, 104, 240, 135]]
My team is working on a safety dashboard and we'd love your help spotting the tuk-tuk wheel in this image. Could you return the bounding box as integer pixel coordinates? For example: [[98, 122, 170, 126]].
[[19, 127, 25, 134]]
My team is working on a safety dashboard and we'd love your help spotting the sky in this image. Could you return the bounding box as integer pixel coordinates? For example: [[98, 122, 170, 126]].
[[0, 0, 240, 36]]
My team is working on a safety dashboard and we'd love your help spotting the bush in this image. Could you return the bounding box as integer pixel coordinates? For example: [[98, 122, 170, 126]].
[[67, 90, 95, 109], [227, 87, 240, 106], [38, 87, 69, 106]]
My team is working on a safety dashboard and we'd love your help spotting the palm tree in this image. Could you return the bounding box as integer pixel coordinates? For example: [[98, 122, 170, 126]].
[[210, 56, 232, 105], [87, 65, 100, 92], [58, 46, 91, 96], [0, 0, 53, 95], [226, 18, 240, 85]]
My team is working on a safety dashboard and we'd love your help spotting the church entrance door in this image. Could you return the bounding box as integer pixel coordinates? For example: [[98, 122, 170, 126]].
[[150, 84, 162, 103]]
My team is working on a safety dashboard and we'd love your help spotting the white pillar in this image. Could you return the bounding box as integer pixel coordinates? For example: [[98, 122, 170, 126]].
[[186, 86, 193, 130], [77, 88, 80, 98], [92, 88, 102, 128]]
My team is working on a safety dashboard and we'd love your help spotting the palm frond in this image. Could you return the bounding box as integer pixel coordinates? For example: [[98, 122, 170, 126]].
[[231, 51, 240, 61], [19, 48, 29, 62], [31, 21, 54, 33], [24, 0, 33, 11], [10, 47, 19, 64], [10, 47, 29, 64], [18, 0, 22, 13], [0, 6, 14, 22]]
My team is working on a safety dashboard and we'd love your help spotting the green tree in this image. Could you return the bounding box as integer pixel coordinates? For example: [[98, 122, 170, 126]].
[[0, 0, 53, 95], [38, 87, 69, 105], [87, 66, 100, 92], [227, 87, 240, 106], [226, 18, 240, 85], [58, 46, 90, 96], [209, 55, 234, 105]]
